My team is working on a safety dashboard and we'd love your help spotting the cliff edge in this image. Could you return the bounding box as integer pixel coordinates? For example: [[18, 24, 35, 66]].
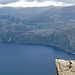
[[55, 59, 75, 75]]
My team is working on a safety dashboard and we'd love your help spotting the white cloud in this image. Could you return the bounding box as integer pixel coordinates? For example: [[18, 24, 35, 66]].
[[53, 0, 75, 4], [0, 0, 19, 4], [0, 0, 73, 8]]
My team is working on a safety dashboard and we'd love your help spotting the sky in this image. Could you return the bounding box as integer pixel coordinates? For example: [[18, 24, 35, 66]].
[[0, 0, 74, 8]]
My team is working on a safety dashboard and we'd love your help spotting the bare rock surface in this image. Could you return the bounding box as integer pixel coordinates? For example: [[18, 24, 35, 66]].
[[55, 59, 75, 75]]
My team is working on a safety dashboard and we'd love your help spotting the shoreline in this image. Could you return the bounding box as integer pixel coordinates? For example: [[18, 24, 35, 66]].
[[0, 41, 75, 55]]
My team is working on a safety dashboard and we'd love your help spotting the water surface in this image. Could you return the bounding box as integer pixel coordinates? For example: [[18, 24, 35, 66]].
[[0, 43, 75, 75]]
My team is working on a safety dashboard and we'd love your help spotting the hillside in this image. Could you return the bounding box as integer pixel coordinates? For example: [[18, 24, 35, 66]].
[[0, 7, 51, 18], [0, 6, 75, 53]]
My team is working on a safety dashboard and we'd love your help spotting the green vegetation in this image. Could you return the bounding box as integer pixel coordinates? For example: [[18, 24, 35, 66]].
[[0, 6, 75, 53]]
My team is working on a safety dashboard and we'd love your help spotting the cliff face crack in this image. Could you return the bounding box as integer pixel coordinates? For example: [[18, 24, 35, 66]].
[[58, 62, 63, 72], [71, 70, 75, 72]]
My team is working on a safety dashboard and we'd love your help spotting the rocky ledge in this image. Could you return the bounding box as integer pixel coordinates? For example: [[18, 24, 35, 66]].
[[55, 59, 75, 75]]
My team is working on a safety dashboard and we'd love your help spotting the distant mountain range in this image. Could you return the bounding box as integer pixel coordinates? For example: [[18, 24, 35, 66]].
[[0, 6, 75, 54]]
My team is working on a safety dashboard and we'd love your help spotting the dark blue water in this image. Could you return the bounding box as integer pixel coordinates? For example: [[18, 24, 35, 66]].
[[0, 43, 75, 75]]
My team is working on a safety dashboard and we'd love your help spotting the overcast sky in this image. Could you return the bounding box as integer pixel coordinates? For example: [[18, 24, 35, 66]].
[[25, 0, 75, 4], [0, 0, 74, 8], [0, 0, 75, 4]]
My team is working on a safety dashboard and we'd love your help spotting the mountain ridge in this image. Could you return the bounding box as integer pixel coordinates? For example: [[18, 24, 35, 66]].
[[0, 6, 75, 53]]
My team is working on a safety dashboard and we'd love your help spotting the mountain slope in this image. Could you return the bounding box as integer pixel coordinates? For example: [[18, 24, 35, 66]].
[[0, 7, 51, 18], [0, 6, 75, 53]]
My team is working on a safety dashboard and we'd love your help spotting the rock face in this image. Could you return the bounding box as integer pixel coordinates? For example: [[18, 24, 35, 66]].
[[55, 59, 75, 75]]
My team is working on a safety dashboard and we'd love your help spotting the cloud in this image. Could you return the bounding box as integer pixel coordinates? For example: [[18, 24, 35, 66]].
[[25, 0, 48, 2], [0, 0, 73, 8], [0, 0, 19, 4], [0, 0, 75, 4], [21, 0, 75, 4], [25, 0, 35, 2], [53, 0, 75, 4]]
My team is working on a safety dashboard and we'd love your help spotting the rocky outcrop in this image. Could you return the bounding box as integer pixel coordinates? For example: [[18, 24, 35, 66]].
[[55, 59, 75, 75]]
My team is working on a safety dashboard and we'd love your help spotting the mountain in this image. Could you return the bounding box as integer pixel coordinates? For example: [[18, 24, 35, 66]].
[[0, 6, 75, 54], [29, 6, 75, 22], [0, 7, 51, 18]]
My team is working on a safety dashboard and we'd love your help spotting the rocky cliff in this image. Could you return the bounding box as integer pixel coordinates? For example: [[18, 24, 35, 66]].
[[55, 59, 75, 75]]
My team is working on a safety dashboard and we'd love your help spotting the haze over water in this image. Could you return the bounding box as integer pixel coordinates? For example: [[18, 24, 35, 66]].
[[0, 43, 75, 75]]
